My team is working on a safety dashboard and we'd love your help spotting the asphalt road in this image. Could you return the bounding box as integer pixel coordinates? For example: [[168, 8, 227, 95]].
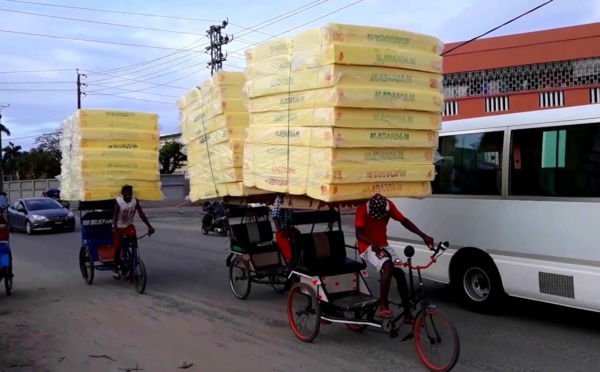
[[1, 212, 599, 372]]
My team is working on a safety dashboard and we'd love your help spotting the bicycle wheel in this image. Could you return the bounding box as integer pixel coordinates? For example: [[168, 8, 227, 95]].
[[287, 282, 320, 342], [414, 308, 460, 372], [79, 247, 94, 285], [3, 266, 12, 296], [120, 245, 133, 280], [134, 259, 147, 294], [229, 256, 251, 299]]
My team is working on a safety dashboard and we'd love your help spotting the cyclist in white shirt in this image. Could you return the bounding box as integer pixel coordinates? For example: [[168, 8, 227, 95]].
[[112, 185, 155, 278]]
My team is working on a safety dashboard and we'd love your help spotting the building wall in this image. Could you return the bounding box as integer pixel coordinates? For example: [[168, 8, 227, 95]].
[[441, 23, 600, 120], [5, 174, 190, 209]]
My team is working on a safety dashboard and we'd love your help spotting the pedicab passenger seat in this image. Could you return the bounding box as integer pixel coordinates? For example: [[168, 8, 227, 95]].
[[229, 219, 283, 274], [293, 230, 366, 277], [229, 221, 278, 254]]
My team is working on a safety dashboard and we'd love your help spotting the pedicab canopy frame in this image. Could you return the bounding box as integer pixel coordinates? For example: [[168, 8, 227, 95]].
[[220, 193, 370, 210]]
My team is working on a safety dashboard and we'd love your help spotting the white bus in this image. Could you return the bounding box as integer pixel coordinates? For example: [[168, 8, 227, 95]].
[[389, 104, 600, 313]]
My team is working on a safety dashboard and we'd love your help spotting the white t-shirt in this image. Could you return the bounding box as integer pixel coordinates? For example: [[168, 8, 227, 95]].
[[116, 196, 138, 228]]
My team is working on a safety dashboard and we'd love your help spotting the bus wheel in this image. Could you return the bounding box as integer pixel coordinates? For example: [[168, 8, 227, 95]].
[[452, 256, 505, 313]]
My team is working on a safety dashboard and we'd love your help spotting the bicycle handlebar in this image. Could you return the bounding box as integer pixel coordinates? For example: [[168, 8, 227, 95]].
[[120, 232, 152, 240], [393, 241, 449, 271]]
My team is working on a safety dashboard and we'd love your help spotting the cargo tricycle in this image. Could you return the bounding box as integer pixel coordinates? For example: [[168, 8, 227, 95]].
[[224, 195, 344, 300], [77, 200, 149, 294]]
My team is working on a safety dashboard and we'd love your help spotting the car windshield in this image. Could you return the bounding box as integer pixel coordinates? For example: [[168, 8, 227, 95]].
[[25, 199, 63, 211]]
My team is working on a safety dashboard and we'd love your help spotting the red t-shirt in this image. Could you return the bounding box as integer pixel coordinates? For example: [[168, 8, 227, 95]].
[[355, 200, 405, 254]]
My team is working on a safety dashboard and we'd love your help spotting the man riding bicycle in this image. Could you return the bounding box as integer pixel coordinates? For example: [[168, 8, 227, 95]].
[[355, 193, 434, 323], [112, 185, 155, 278]]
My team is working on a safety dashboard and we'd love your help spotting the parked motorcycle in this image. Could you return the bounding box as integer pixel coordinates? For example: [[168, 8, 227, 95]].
[[201, 201, 230, 236], [201, 214, 230, 236]]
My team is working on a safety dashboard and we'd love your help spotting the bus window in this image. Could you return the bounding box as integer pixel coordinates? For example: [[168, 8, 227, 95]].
[[432, 131, 504, 195], [510, 123, 600, 197]]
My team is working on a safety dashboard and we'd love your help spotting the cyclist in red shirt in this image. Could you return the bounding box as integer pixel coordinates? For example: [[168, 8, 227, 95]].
[[355, 193, 434, 322]]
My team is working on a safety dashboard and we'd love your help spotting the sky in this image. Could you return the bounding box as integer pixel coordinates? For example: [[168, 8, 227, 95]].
[[0, 0, 598, 150]]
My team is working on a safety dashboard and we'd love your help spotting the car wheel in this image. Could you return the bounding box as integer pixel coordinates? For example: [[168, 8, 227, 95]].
[[451, 256, 505, 313], [25, 221, 33, 235]]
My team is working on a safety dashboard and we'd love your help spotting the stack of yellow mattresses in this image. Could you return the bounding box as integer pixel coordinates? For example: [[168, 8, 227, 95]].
[[59, 109, 163, 201], [178, 71, 268, 201], [242, 23, 444, 202]]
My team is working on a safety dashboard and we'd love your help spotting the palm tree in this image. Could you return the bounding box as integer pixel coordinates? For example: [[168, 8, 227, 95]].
[[0, 115, 11, 191], [3, 141, 22, 180]]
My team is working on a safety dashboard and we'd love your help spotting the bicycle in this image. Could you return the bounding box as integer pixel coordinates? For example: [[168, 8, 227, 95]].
[[115, 232, 151, 294], [287, 240, 460, 372]]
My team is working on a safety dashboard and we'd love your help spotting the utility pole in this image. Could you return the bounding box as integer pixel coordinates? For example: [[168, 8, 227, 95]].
[[205, 19, 233, 76], [76, 69, 87, 109], [0, 103, 9, 192]]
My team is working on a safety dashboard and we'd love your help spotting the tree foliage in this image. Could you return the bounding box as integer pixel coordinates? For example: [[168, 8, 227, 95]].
[[35, 129, 61, 163], [16, 148, 60, 180], [159, 141, 187, 174], [2, 130, 62, 180]]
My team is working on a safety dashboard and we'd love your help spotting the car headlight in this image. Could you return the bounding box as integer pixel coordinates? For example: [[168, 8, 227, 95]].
[[67, 212, 74, 218], [31, 215, 47, 221]]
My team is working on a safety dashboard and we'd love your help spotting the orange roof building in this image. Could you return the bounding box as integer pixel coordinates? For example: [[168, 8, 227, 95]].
[[441, 22, 600, 120]]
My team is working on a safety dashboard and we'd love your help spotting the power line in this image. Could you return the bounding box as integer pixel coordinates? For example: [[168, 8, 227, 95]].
[[82, 1, 326, 76], [86, 58, 205, 93], [85, 93, 173, 105], [226, 0, 363, 59], [0, 7, 258, 46], [4, 0, 219, 22], [0, 28, 206, 51], [86, 40, 205, 80], [86, 1, 324, 77], [0, 133, 40, 141], [0, 81, 71, 84], [85, 0, 358, 95], [85, 84, 180, 98], [85, 73, 188, 90], [4, 0, 282, 38], [0, 88, 71, 91], [442, 0, 556, 56], [80, 1, 333, 90], [130, 1, 359, 90], [122, 65, 211, 96], [85, 49, 201, 84], [109, 63, 207, 93], [0, 7, 208, 36], [0, 68, 73, 74]]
